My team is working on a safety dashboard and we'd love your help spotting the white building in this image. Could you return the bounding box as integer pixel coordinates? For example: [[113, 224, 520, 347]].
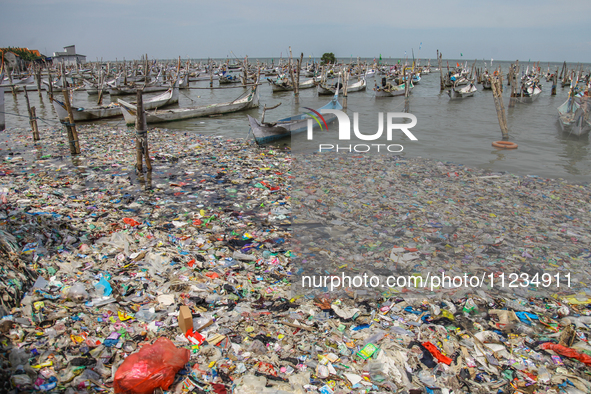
[[52, 45, 86, 66]]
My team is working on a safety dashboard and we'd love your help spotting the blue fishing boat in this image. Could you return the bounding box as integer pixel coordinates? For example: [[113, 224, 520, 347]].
[[247, 92, 342, 144]]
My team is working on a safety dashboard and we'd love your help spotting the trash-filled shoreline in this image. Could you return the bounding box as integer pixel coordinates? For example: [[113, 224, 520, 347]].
[[1, 125, 591, 393]]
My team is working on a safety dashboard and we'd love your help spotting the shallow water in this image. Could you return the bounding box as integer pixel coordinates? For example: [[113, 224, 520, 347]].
[[3, 59, 590, 182]]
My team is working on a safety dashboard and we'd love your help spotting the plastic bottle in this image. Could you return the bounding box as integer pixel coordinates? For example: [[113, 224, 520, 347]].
[[537, 366, 550, 384]]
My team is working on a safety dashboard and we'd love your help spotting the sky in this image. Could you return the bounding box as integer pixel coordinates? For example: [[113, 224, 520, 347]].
[[1, 0, 590, 63]]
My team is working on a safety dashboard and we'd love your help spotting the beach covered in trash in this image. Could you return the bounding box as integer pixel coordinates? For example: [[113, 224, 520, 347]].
[[1, 124, 591, 393]]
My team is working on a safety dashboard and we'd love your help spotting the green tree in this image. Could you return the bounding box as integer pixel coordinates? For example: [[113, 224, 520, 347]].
[[321, 52, 336, 65], [0, 47, 42, 61]]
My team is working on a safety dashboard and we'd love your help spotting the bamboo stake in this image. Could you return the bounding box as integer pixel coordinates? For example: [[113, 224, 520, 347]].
[[343, 66, 349, 109], [288, 47, 297, 103], [44, 60, 54, 100], [35, 65, 43, 99], [31, 107, 39, 141], [404, 69, 410, 113], [491, 77, 509, 139], [61, 86, 80, 154], [23, 89, 39, 141], [144, 54, 149, 84], [0, 85, 5, 131], [243, 55, 248, 87], [209, 59, 213, 88], [135, 89, 152, 172], [97, 68, 104, 105], [438, 51, 444, 91]]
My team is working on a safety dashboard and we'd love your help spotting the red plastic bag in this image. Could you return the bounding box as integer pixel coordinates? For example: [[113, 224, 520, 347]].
[[540, 342, 591, 366], [422, 341, 452, 365], [123, 217, 141, 227], [114, 337, 190, 394]]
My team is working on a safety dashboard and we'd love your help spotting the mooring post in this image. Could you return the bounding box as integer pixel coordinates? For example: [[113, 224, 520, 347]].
[[491, 76, 509, 140], [551, 69, 557, 96], [23, 89, 39, 141], [0, 85, 5, 131], [62, 88, 80, 154], [31, 107, 39, 141], [135, 89, 152, 172], [404, 69, 410, 113], [438, 51, 444, 91], [243, 55, 248, 87], [135, 89, 144, 172], [35, 65, 43, 100], [47, 66, 54, 101], [342, 66, 349, 109], [64, 117, 76, 155], [209, 59, 214, 88]]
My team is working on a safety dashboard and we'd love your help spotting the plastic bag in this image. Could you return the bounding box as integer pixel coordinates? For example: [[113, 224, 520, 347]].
[[94, 277, 112, 297], [114, 337, 190, 394], [67, 283, 89, 301], [540, 342, 591, 366]]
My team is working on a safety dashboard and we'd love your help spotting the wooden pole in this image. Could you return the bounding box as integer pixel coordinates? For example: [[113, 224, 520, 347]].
[[23, 89, 39, 141], [97, 68, 104, 105], [404, 69, 410, 113], [45, 62, 54, 100], [209, 59, 213, 88], [491, 76, 509, 139], [31, 107, 39, 141], [288, 47, 298, 103], [343, 66, 349, 109], [242, 55, 248, 87], [64, 116, 76, 155], [551, 69, 557, 96], [135, 90, 144, 172], [35, 65, 43, 99], [296, 52, 303, 100], [144, 54, 149, 84], [0, 85, 4, 131], [61, 88, 80, 154], [135, 89, 151, 172], [438, 51, 444, 91]]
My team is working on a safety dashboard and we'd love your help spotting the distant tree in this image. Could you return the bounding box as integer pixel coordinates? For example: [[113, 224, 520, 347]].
[[0, 47, 42, 61], [321, 52, 336, 65]]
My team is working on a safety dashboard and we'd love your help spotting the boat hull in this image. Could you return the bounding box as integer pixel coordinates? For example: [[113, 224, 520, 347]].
[[374, 87, 406, 97], [249, 96, 342, 144], [121, 87, 259, 125], [53, 85, 179, 122], [108, 85, 169, 96]]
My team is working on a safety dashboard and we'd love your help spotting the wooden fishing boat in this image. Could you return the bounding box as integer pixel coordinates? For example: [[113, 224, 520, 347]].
[[513, 80, 542, 103], [108, 84, 169, 96], [0, 75, 34, 87], [53, 83, 179, 122], [365, 69, 377, 78], [189, 73, 219, 81], [482, 74, 492, 89], [448, 82, 477, 99], [269, 77, 318, 92], [218, 73, 241, 84], [247, 92, 342, 144], [373, 81, 410, 97], [318, 78, 366, 95], [558, 93, 590, 136], [119, 85, 259, 125]]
